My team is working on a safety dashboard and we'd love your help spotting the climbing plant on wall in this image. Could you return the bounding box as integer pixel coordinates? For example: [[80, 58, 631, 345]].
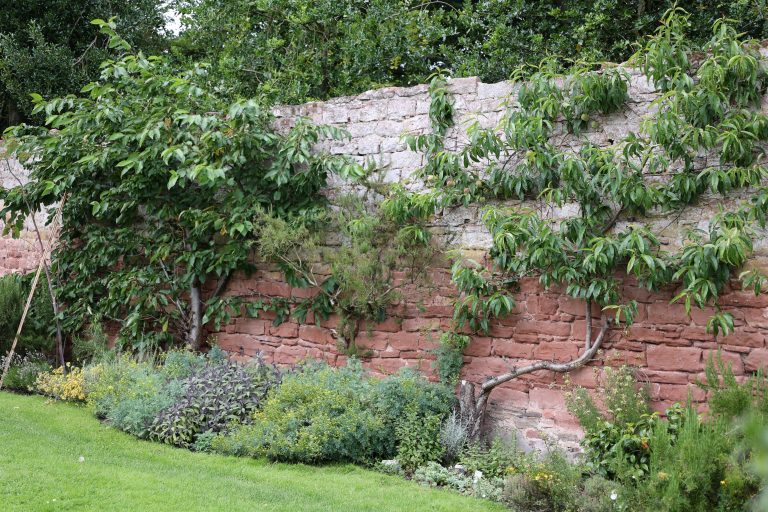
[[1, 19, 364, 355], [407, 9, 768, 438], [255, 183, 437, 356], [240, 75, 450, 355]]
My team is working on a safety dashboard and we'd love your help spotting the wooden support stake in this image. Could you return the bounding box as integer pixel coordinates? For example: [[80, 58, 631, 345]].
[[0, 193, 66, 391], [0, 262, 44, 390]]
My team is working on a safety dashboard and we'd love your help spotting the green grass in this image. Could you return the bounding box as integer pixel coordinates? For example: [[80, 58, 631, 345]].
[[0, 392, 505, 512]]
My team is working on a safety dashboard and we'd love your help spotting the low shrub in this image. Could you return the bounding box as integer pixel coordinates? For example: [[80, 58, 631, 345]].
[[413, 462, 504, 502], [213, 361, 387, 463], [159, 348, 209, 380], [698, 352, 768, 419], [213, 361, 455, 465], [35, 364, 86, 401], [375, 460, 404, 476], [744, 411, 768, 511], [150, 359, 280, 448], [106, 378, 185, 439], [579, 475, 624, 512], [396, 406, 444, 473], [414, 462, 473, 492], [623, 404, 735, 511], [373, 366, 456, 428], [502, 451, 581, 512], [1, 352, 51, 392], [440, 411, 468, 465], [192, 430, 218, 453], [567, 365, 664, 479], [566, 366, 650, 433], [567, 358, 767, 512], [0, 273, 55, 357], [85, 356, 160, 418], [80, 356, 181, 437], [579, 411, 660, 480], [459, 438, 522, 479]]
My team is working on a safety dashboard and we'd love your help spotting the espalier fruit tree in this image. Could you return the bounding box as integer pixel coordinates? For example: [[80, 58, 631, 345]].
[[408, 9, 768, 438]]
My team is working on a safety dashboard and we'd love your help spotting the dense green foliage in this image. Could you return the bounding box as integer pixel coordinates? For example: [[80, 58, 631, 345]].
[[432, 331, 471, 385], [79, 348, 281, 443], [214, 362, 390, 463], [6, 7, 768, 358], [396, 405, 445, 473], [213, 362, 454, 464], [0, 273, 54, 356], [32, 353, 455, 469], [566, 361, 768, 511], [501, 452, 582, 512], [567, 366, 669, 480], [172, 0, 451, 104], [0, 392, 505, 512], [255, 191, 434, 354], [0, 1, 166, 129], [149, 358, 281, 448], [414, 438, 618, 511], [0, 351, 50, 392], [7, 1, 768, 131], [391, 11, 768, 340], [1, 21, 364, 353], [460, 438, 522, 480], [173, 1, 768, 106]]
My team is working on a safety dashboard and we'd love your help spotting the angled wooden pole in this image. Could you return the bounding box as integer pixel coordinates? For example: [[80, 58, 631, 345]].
[[3, 158, 67, 366], [0, 195, 66, 391], [0, 261, 44, 390]]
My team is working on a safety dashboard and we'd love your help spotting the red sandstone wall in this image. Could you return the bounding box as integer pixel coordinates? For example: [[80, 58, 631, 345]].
[[0, 236, 40, 275], [5, 69, 768, 451], [0, 149, 47, 276], [212, 261, 768, 451]]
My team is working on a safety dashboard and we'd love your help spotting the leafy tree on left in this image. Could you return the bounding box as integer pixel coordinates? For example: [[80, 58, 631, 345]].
[[0, 0, 167, 130], [1, 20, 363, 354]]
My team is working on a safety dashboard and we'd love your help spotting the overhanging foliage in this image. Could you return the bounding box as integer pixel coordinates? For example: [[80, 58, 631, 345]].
[[396, 10, 768, 437], [1, 20, 364, 353]]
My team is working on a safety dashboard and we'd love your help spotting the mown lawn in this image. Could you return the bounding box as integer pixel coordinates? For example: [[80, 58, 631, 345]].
[[0, 392, 505, 512]]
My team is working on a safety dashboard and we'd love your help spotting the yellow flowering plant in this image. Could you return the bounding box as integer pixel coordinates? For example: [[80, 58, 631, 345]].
[[35, 364, 87, 402]]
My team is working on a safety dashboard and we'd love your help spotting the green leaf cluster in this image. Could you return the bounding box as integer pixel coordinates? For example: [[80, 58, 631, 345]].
[[411, 10, 768, 337], [1, 24, 362, 351]]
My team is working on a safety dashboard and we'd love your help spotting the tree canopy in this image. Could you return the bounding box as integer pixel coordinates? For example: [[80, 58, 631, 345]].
[[1, 20, 363, 354], [172, 0, 768, 104], [4, 1, 768, 125], [0, 0, 167, 129]]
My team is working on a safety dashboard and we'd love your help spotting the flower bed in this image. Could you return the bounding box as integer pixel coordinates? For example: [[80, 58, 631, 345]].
[[25, 350, 768, 511]]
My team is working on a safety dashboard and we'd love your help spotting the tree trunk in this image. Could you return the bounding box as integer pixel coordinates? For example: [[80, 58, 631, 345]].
[[459, 380, 487, 440], [459, 300, 609, 441], [187, 280, 203, 350], [42, 263, 65, 367]]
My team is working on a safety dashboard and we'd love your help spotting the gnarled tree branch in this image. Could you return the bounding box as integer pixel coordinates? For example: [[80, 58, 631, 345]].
[[460, 299, 609, 440]]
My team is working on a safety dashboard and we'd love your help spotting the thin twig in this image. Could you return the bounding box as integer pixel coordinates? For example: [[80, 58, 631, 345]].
[[73, 35, 99, 66]]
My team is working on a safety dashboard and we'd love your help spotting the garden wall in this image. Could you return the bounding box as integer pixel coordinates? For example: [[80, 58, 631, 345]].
[[216, 68, 768, 454], [0, 153, 46, 274], [4, 66, 768, 453]]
